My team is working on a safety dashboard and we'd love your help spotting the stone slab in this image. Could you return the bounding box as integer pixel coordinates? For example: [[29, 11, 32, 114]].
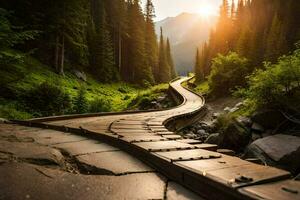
[[77, 151, 153, 175], [0, 140, 64, 165], [33, 130, 87, 145], [251, 134, 300, 161], [0, 163, 165, 200], [53, 140, 118, 156]]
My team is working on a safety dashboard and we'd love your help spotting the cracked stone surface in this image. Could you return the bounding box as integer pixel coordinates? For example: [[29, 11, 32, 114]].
[[0, 123, 207, 199], [0, 140, 64, 165], [77, 151, 154, 175], [31, 130, 87, 145], [0, 162, 166, 200], [166, 182, 205, 200], [52, 140, 118, 156]]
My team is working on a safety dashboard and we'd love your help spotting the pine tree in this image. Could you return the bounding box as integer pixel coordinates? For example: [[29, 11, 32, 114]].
[[166, 38, 176, 79], [88, 0, 119, 82], [158, 27, 171, 83], [265, 14, 287, 62], [194, 48, 202, 82], [127, 0, 153, 85], [144, 0, 157, 84]]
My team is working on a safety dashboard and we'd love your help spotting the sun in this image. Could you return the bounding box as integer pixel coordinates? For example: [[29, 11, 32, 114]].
[[198, 4, 216, 18]]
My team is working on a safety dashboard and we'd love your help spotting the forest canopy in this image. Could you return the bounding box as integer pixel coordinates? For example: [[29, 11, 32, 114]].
[[1, 0, 176, 85]]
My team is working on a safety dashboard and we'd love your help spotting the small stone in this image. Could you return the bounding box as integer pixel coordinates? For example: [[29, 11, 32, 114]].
[[251, 123, 265, 133], [196, 129, 206, 135], [224, 107, 231, 112], [229, 107, 239, 113], [252, 133, 262, 141], [205, 133, 221, 145], [212, 113, 220, 119], [235, 102, 244, 108], [236, 116, 252, 127]]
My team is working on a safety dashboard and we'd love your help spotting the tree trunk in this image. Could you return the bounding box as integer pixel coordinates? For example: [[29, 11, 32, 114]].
[[54, 34, 59, 71], [59, 34, 65, 76], [118, 31, 122, 71]]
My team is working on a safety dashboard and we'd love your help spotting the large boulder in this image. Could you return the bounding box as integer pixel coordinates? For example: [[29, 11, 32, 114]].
[[205, 133, 221, 145], [251, 110, 286, 130], [245, 134, 300, 174], [219, 121, 251, 152]]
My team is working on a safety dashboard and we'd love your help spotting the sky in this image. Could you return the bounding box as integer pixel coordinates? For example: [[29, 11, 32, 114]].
[[141, 0, 223, 21]]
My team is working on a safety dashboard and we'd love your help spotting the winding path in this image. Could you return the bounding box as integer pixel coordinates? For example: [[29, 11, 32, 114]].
[[11, 77, 300, 200]]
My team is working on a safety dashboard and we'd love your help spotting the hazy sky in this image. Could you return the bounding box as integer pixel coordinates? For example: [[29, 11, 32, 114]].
[[141, 0, 223, 21]]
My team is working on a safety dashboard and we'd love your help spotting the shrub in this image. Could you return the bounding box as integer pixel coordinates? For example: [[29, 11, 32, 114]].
[[0, 102, 32, 120], [73, 87, 88, 114], [23, 82, 71, 116], [89, 98, 112, 113], [239, 43, 300, 111], [208, 52, 250, 96]]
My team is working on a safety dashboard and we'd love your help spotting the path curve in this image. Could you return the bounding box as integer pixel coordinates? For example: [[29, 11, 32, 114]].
[[14, 77, 300, 200]]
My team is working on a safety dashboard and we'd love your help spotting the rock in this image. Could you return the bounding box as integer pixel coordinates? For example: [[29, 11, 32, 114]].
[[199, 123, 210, 131], [251, 123, 265, 133], [205, 133, 221, 145], [246, 134, 300, 174], [196, 129, 206, 135], [251, 110, 286, 130], [220, 121, 251, 152], [236, 116, 252, 127], [229, 107, 239, 113], [235, 102, 244, 108], [73, 70, 87, 82], [157, 95, 166, 102], [212, 113, 220, 119], [0, 118, 9, 123], [217, 149, 235, 156], [224, 107, 231, 112], [251, 133, 262, 141], [185, 133, 198, 139]]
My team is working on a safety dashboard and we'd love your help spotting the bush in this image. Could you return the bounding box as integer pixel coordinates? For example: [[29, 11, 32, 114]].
[[0, 102, 32, 120], [73, 87, 88, 114], [23, 82, 71, 116], [239, 44, 300, 112], [89, 98, 112, 113], [208, 52, 250, 96]]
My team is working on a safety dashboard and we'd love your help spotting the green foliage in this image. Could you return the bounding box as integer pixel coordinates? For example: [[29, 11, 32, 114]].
[[238, 45, 300, 111], [208, 52, 249, 96], [23, 82, 72, 117], [89, 98, 112, 113], [73, 87, 88, 114], [0, 8, 38, 66], [214, 113, 235, 133], [0, 99, 32, 120], [158, 28, 171, 83]]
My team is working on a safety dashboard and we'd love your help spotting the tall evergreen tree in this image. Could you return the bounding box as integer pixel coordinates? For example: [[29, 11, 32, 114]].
[[166, 38, 176, 79], [144, 0, 157, 84], [127, 0, 153, 85], [194, 48, 202, 81], [88, 0, 119, 82], [158, 27, 171, 83]]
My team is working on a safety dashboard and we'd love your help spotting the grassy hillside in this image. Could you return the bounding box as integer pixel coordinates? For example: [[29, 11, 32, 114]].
[[0, 56, 169, 120]]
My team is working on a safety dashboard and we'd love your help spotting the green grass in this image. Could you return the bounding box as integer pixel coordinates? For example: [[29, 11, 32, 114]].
[[194, 81, 209, 94], [0, 56, 171, 119]]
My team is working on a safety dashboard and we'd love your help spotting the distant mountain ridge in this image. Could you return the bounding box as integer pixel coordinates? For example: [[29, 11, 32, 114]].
[[155, 13, 217, 75]]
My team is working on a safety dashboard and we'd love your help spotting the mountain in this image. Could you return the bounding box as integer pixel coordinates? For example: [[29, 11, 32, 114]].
[[155, 13, 217, 75]]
